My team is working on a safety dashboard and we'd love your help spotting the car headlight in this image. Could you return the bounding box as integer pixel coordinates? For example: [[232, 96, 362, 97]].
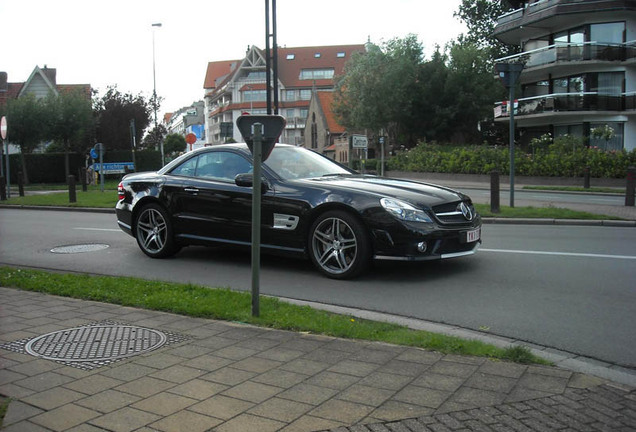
[[380, 198, 433, 223]]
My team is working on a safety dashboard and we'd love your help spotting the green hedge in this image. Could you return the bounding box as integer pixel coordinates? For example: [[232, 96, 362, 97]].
[[387, 141, 636, 178], [4, 150, 162, 184]]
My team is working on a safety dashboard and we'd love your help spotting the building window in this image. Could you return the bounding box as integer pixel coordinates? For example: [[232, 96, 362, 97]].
[[300, 68, 335, 80], [590, 122, 623, 151], [246, 71, 266, 80], [286, 54, 295, 60], [243, 89, 267, 102], [299, 109, 308, 119], [300, 89, 312, 100], [285, 90, 296, 101], [337, 52, 345, 58], [314, 53, 321, 58], [286, 109, 295, 118], [590, 22, 625, 44]]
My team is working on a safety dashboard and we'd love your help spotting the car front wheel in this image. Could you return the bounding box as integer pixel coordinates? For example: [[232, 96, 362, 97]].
[[135, 203, 178, 258], [309, 210, 371, 279]]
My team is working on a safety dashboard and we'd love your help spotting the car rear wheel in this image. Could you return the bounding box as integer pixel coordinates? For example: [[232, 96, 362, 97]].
[[135, 203, 178, 258], [309, 210, 371, 279]]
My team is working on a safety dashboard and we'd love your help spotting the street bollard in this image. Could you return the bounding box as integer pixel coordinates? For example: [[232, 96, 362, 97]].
[[80, 168, 87, 192], [490, 170, 500, 213], [0, 176, 5, 201], [17, 171, 24, 197], [626, 166, 635, 207], [68, 175, 77, 203], [584, 166, 590, 189]]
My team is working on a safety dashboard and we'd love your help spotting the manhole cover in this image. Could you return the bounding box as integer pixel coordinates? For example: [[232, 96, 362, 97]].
[[25, 325, 167, 362], [51, 244, 109, 254]]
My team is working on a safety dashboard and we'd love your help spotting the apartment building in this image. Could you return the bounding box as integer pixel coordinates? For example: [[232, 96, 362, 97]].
[[493, 0, 636, 151], [203, 44, 364, 146]]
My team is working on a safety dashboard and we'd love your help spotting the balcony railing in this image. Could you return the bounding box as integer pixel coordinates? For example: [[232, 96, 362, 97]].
[[496, 41, 636, 68], [494, 92, 636, 118]]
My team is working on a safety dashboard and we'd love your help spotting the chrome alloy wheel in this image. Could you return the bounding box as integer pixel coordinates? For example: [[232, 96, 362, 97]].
[[311, 217, 358, 275], [136, 207, 168, 254]]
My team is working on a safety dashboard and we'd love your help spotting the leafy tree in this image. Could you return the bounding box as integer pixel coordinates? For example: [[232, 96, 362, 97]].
[[141, 124, 167, 151], [443, 42, 505, 143], [94, 86, 151, 152], [44, 89, 94, 180], [163, 133, 187, 158], [333, 35, 424, 148], [455, 0, 519, 61], [4, 94, 47, 183]]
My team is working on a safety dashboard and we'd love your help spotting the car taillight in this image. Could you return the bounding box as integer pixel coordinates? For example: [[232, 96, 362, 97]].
[[117, 182, 125, 201]]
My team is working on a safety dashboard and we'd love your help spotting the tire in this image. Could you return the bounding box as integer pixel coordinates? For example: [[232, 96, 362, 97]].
[[135, 203, 179, 258], [308, 210, 371, 279]]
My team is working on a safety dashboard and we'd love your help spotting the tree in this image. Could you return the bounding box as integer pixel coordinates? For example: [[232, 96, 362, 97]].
[[4, 94, 47, 183], [163, 133, 187, 158], [45, 89, 94, 180], [94, 86, 152, 152], [333, 35, 425, 148], [141, 124, 167, 151], [455, 0, 519, 62]]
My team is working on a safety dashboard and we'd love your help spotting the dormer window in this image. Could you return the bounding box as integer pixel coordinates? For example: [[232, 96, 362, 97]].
[[337, 52, 345, 58], [286, 54, 295, 60], [314, 53, 321, 58]]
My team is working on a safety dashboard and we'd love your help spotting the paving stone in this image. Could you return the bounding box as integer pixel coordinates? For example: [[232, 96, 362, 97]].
[[63, 374, 123, 395], [148, 410, 222, 432], [114, 376, 175, 398], [30, 403, 100, 432], [131, 391, 198, 416], [370, 400, 434, 422], [166, 378, 229, 400], [21, 386, 85, 410], [88, 406, 160, 432], [189, 394, 254, 420], [2, 400, 44, 427], [221, 380, 283, 403], [328, 360, 381, 377], [182, 353, 233, 371], [15, 371, 76, 392], [337, 384, 396, 407], [199, 366, 257, 386], [311, 399, 375, 424], [306, 371, 361, 390], [229, 356, 282, 373], [248, 397, 314, 422], [74, 389, 142, 413], [149, 364, 205, 383], [393, 385, 452, 409], [0, 420, 52, 432], [278, 383, 340, 405]]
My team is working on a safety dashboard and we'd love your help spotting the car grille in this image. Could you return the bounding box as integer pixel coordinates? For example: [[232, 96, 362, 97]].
[[433, 201, 476, 224]]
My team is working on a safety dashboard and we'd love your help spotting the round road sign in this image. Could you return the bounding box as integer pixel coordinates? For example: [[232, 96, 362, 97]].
[[1, 116, 7, 140], [185, 133, 197, 145]]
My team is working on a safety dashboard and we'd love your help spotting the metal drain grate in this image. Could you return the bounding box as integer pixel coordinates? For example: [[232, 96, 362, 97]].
[[0, 320, 190, 370], [25, 325, 167, 362]]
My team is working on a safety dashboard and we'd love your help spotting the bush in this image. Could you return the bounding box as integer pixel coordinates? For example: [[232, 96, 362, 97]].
[[387, 140, 636, 178]]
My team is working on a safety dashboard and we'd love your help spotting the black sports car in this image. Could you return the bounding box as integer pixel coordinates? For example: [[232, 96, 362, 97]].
[[116, 143, 481, 279]]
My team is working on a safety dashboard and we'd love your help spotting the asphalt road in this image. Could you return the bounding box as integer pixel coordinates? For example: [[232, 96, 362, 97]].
[[1, 208, 635, 369]]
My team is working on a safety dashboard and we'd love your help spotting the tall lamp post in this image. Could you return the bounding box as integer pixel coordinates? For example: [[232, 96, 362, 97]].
[[151, 22, 164, 165]]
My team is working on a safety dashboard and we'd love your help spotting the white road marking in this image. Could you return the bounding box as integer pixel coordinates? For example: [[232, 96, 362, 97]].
[[74, 228, 121, 232], [480, 248, 636, 260]]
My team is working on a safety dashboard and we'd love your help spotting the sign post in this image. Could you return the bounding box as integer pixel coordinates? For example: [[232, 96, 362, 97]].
[[495, 62, 524, 207], [93, 143, 105, 192], [237, 115, 286, 317], [1, 116, 10, 198]]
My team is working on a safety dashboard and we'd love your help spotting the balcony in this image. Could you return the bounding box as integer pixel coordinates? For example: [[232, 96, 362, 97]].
[[497, 42, 636, 69], [493, 0, 636, 45], [494, 92, 636, 118]]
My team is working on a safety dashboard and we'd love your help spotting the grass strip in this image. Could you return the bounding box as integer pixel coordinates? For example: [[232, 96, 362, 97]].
[[0, 266, 547, 365], [0, 190, 117, 208], [474, 203, 620, 220], [523, 185, 625, 194]]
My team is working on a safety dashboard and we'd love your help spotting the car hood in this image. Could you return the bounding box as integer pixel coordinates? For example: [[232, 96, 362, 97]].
[[301, 175, 467, 208]]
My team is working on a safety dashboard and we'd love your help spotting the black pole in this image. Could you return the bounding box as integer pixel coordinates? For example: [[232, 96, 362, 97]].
[[509, 85, 515, 208], [68, 175, 77, 203], [272, 0, 279, 115], [490, 170, 500, 213], [626, 166, 635, 207], [265, 0, 272, 115]]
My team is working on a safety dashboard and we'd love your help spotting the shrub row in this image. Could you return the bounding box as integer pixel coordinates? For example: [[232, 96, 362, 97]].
[[386, 141, 636, 178], [4, 150, 162, 184]]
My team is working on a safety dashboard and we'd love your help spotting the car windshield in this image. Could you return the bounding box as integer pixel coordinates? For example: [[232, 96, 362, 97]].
[[264, 146, 352, 180]]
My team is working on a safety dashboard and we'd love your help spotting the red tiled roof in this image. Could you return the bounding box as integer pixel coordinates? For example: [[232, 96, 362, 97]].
[[57, 84, 92, 100], [0, 83, 23, 110], [317, 91, 345, 134], [276, 45, 365, 88], [203, 60, 239, 89]]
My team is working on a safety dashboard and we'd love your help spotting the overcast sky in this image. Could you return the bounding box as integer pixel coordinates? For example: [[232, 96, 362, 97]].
[[1, 0, 466, 116]]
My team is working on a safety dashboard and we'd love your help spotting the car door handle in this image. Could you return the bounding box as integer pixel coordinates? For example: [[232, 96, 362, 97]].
[[184, 187, 199, 195]]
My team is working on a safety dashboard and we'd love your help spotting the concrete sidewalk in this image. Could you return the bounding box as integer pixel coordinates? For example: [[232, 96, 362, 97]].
[[1, 287, 634, 432]]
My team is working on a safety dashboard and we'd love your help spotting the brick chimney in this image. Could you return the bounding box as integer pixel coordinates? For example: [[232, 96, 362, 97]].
[[0, 72, 7, 92], [42, 65, 57, 86]]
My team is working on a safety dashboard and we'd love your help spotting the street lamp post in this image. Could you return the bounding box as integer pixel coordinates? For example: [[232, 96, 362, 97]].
[[151, 22, 164, 165]]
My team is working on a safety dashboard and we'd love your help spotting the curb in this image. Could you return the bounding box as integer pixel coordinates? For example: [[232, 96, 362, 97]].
[[1, 205, 635, 227]]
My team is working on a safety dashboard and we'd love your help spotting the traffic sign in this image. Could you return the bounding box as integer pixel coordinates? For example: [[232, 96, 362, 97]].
[[236, 115, 286, 162], [185, 133, 197, 145], [352, 135, 368, 149], [1, 116, 7, 140]]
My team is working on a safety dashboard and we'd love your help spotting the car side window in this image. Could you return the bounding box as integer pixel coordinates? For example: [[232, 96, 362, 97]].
[[170, 156, 199, 177], [194, 152, 252, 182]]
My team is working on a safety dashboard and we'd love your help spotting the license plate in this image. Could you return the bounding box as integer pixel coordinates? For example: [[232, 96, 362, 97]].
[[465, 227, 481, 243]]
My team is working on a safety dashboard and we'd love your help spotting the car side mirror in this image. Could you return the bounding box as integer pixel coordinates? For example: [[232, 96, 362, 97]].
[[235, 173, 269, 193]]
